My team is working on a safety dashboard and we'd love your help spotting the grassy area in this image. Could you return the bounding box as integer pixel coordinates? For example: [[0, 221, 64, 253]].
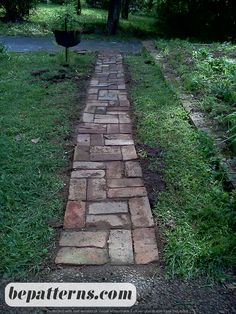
[[0, 49, 94, 278], [0, 3, 156, 38], [155, 40, 236, 154], [126, 52, 236, 279]]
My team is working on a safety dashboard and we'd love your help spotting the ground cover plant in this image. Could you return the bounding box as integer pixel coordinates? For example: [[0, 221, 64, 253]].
[[126, 52, 236, 279], [0, 2, 156, 38], [0, 49, 94, 278], [155, 39, 236, 154]]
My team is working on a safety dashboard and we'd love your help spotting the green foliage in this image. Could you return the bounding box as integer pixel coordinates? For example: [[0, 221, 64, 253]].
[[0, 0, 39, 21], [126, 52, 236, 279], [0, 51, 94, 278], [156, 0, 236, 41], [51, 3, 81, 30]]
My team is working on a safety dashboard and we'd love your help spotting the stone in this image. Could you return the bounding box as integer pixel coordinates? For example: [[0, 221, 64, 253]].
[[55, 247, 108, 265], [119, 114, 131, 124], [77, 134, 90, 146], [78, 123, 107, 134], [94, 114, 119, 124], [104, 134, 134, 146], [107, 178, 143, 188], [90, 134, 104, 146], [68, 179, 87, 200], [59, 231, 108, 248], [87, 178, 106, 200], [74, 145, 90, 161], [88, 201, 128, 214], [133, 228, 159, 264], [88, 88, 98, 94], [120, 124, 132, 134], [125, 161, 142, 177], [106, 161, 124, 178], [71, 170, 105, 178], [108, 187, 147, 198], [90, 146, 122, 161], [121, 146, 138, 160], [73, 161, 106, 170], [86, 214, 131, 229], [120, 100, 130, 107], [129, 197, 154, 228], [64, 201, 86, 229], [107, 124, 120, 134], [81, 113, 94, 123], [109, 230, 134, 264], [84, 105, 96, 113]]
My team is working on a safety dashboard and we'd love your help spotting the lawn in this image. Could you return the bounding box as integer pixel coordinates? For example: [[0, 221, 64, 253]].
[[126, 52, 236, 279], [0, 49, 94, 278], [155, 40, 236, 154], [0, 3, 156, 38]]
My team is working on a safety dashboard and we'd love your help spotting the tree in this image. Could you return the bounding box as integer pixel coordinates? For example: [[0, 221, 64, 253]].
[[76, 0, 81, 15], [0, 0, 37, 22], [106, 0, 122, 35], [121, 0, 129, 19]]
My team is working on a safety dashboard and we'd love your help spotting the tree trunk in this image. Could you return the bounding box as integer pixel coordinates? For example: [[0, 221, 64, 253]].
[[106, 0, 122, 35], [5, 4, 19, 22], [77, 0, 81, 15], [121, 0, 129, 20]]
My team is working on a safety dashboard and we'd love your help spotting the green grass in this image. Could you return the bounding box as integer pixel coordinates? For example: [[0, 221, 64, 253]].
[[0, 3, 156, 38], [0, 49, 94, 278], [155, 39, 236, 154], [126, 52, 236, 280]]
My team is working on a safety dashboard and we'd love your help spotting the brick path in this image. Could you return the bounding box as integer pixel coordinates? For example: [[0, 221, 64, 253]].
[[55, 53, 159, 265]]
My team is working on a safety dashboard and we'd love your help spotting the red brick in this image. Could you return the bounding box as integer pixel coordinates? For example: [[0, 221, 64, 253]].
[[133, 228, 159, 264], [64, 201, 86, 229], [74, 145, 90, 161], [73, 161, 106, 170], [107, 178, 143, 188], [90, 134, 104, 146], [120, 124, 132, 134], [121, 145, 138, 160], [107, 124, 120, 134], [129, 197, 154, 228], [108, 187, 147, 198], [71, 170, 105, 178], [90, 146, 122, 161], [87, 178, 106, 200], [106, 161, 124, 178], [88, 201, 128, 214]]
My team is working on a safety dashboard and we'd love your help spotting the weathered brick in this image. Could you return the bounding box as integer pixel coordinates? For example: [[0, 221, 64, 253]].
[[90, 134, 104, 146], [108, 187, 147, 198], [77, 134, 90, 146], [55, 247, 108, 265], [106, 161, 124, 178], [64, 201, 86, 229], [71, 169, 105, 179], [59, 231, 108, 248], [109, 230, 134, 264], [107, 178, 143, 188], [133, 228, 159, 264], [90, 146, 122, 161], [88, 201, 128, 214], [104, 134, 134, 146], [81, 113, 94, 123], [78, 123, 107, 134], [94, 114, 119, 124], [68, 179, 87, 201], [121, 145, 138, 160], [87, 178, 106, 200], [119, 114, 131, 124], [74, 145, 90, 161], [129, 197, 154, 228], [86, 214, 131, 229], [107, 124, 120, 134], [125, 161, 142, 177], [73, 161, 106, 170], [119, 124, 132, 134]]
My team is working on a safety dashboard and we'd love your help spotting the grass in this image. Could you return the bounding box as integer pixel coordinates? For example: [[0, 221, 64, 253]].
[[155, 39, 236, 154], [0, 3, 156, 39], [125, 52, 236, 280], [0, 49, 94, 278]]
